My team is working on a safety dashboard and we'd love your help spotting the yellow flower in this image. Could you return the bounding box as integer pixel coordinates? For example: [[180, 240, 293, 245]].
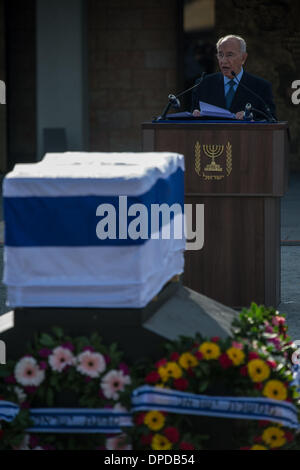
[[250, 445, 268, 450], [158, 362, 182, 382], [144, 411, 165, 431], [262, 427, 286, 448], [178, 352, 198, 369], [247, 359, 270, 383], [199, 342, 221, 360], [151, 434, 172, 450], [263, 380, 287, 401], [226, 347, 245, 366]]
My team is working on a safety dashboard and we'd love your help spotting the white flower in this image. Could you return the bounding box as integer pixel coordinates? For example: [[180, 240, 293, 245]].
[[100, 369, 131, 400], [76, 350, 106, 378], [14, 357, 45, 387], [113, 403, 128, 413], [14, 386, 27, 403], [48, 347, 75, 372]]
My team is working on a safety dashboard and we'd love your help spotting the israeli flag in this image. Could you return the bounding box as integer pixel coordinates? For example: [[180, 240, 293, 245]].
[[3, 152, 185, 308]]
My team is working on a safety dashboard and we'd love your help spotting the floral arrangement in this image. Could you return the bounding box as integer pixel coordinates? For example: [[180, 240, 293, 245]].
[[0, 328, 133, 450], [0, 304, 299, 450], [130, 304, 300, 450]]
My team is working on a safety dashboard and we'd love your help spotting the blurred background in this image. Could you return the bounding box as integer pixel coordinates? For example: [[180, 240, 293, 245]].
[[0, 0, 299, 172]]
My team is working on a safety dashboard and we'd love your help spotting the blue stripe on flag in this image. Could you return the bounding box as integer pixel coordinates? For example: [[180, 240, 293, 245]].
[[4, 168, 184, 247]]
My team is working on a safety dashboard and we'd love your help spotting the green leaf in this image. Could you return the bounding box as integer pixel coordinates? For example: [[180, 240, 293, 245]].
[[52, 326, 64, 338], [39, 333, 55, 348]]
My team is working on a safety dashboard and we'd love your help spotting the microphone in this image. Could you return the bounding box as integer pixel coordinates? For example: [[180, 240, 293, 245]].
[[156, 72, 206, 121], [231, 71, 277, 122], [243, 103, 253, 121]]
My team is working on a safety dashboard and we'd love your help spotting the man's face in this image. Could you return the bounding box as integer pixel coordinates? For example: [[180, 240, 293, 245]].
[[217, 38, 247, 78]]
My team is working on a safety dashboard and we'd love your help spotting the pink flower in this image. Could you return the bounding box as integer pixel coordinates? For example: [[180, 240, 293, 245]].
[[265, 325, 274, 333], [100, 370, 131, 400], [48, 346, 75, 372], [76, 350, 106, 378], [268, 337, 281, 350], [272, 316, 285, 326], [105, 434, 132, 450], [83, 346, 95, 352], [61, 342, 75, 351], [14, 357, 45, 387], [232, 341, 243, 350], [119, 363, 129, 375]]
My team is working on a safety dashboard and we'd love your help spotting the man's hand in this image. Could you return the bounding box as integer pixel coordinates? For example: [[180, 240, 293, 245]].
[[192, 109, 201, 117], [235, 111, 245, 120]]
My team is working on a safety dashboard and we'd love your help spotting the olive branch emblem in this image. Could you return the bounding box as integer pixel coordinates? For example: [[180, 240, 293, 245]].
[[195, 141, 201, 176], [226, 141, 232, 176]]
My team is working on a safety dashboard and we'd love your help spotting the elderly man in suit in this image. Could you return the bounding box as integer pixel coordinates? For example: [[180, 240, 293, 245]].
[[192, 35, 276, 120]]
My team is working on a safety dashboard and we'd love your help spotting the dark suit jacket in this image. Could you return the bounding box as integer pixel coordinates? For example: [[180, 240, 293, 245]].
[[191, 71, 276, 120]]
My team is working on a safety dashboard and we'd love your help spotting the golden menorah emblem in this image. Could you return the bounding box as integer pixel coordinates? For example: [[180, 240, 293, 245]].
[[203, 144, 224, 172]]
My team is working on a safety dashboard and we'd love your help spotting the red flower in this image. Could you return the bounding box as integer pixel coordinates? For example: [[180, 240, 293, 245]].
[[240, 446, 251, 450], [253, 436, 263, 443], [258, 420, 271, 428], [173, 378, 189, 391], [186, 368, 195, 377], [219, 353, 232, 369], [248, 352, 260, 360], [170, 352, 180, 361], [240, 365, 248, 376], [192, 342, 200, 349], [4, 375, 16, 384], [135, 413, 146, 425], [211, 336, 220, 342], [285, 431, 294, 443], [266, 360, 277, 369], [145, 371, 160, 384], [254, 382, 263, 390], [195, 351, 203, 360], [141, 434, 153, 446], [180, 442, 195, 450], [164, 427, 180, 443], [155, 358, 167, 368]]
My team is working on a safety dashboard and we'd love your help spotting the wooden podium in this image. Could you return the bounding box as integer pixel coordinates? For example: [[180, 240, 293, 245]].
[[142, 121, 289, 308]]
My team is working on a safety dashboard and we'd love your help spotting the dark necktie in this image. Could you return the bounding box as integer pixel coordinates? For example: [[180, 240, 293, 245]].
[[225, 79, 235, 109]]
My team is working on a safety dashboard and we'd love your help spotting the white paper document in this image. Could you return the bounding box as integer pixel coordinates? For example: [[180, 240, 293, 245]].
[[199, 101, 236, 119]]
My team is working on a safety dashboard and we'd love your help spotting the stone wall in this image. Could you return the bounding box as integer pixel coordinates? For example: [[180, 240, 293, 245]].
[[215, 0, 300, 170], [0, 0, 6, 173], [88, 0, 180, 152]]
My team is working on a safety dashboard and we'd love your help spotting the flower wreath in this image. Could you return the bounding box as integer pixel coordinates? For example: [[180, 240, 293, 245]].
[[0, 328, 133, 450], [129, 304, 300, 451]]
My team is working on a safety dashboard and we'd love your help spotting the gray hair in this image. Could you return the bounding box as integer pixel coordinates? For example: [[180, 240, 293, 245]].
[[216, 35, 247, 53]]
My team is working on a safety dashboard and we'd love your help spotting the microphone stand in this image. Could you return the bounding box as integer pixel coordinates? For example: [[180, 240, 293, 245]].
[[156, 72, 206, 121], [231, 71, 277, 123]]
